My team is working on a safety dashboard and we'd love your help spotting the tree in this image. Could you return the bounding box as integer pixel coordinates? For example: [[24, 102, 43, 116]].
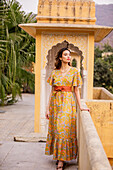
[[102, 43, 113, 52], [0, 0, 36, 105], [94, 44, 113, 93]]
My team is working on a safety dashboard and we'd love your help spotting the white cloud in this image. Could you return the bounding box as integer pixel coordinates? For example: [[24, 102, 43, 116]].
[[18, 0, 38, 14], [94, 0, 113, 4]]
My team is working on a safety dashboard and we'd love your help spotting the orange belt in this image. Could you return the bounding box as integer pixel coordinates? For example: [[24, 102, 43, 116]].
[[54, 86, 72, 92]]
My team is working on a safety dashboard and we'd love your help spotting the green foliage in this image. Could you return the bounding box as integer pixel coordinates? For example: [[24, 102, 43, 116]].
[[72, 58, 77, 67], [94, 46, 103, 61], [102, 43, 113, 52], [0, 0, 36, 106], [94, 44, 113, 93]]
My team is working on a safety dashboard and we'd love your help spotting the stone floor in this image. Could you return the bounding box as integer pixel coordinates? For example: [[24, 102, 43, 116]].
[[0, 94, 78, 170]]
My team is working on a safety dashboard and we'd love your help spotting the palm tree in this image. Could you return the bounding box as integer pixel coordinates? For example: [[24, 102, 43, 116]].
[[0, 0, 36, 106]]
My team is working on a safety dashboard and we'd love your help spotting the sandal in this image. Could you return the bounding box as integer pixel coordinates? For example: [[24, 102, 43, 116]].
[[56, 161, 66, 170]]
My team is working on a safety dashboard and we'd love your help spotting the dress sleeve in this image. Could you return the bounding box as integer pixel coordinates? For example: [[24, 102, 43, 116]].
[[47, 70, 54, 86], [73, 69, 82, 87]]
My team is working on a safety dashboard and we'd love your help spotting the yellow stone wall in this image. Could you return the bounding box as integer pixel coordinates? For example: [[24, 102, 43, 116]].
[[86, 100, 113, 167], [37, 0, 96, 24]]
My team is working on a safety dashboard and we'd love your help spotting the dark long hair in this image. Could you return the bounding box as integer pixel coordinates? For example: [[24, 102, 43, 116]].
[[55, 48, 71, 69]]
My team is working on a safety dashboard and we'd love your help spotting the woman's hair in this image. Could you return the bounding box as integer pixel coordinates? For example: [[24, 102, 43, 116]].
[[55, 48, 71, 69]]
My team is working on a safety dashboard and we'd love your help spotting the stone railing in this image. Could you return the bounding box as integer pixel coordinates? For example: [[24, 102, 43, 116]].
[[93, 87, 113, 100], [77, 100, 112, 170]]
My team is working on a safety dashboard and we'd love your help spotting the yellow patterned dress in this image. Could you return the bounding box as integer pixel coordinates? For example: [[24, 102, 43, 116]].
[[45, 67, 82, 161]]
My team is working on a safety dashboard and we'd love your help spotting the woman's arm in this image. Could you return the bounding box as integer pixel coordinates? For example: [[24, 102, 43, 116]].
[[74, 86, 90, 111], [45, 86, 54, 119]]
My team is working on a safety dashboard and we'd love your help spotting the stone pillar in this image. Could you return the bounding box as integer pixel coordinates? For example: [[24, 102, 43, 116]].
[[81, 70, 87, 99], [87, 33, 94, 99], [34, 33, 42, 133], [40, 69, 47, 133]]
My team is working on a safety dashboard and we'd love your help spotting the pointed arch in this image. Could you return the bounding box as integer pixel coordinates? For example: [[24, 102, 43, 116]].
[[45, 40, 84, 72]]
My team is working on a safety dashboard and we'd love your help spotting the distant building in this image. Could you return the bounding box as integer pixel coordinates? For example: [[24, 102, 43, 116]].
[[102, 52, 113, 57]]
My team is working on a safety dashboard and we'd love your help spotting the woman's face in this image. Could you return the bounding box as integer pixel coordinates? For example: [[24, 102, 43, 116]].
[[60, 50, 71, 63]]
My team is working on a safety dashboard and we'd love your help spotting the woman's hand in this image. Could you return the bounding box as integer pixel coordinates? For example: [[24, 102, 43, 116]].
[[74, 87, 90, 112], [80, 107, 90, 112], [45, 109, 49, 119]]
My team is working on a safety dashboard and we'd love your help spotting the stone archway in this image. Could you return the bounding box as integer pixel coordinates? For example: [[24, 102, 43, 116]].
[[45, 40, 84, 117], [45, 40, 84, 98], [40, 40, 85, 134], [45, 40, 84, 72]]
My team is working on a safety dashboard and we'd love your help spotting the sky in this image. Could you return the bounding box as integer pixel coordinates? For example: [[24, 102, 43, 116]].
[[17, 0, 113, 14]]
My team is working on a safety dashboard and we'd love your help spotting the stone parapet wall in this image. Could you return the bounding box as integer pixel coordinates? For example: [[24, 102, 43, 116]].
[[93, 87, 113, 100], [78, 101, 112, 170], [86, 99, 113, 167]]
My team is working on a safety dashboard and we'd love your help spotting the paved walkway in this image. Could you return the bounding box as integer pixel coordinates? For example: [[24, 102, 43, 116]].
[[0, 94, 78, 170]]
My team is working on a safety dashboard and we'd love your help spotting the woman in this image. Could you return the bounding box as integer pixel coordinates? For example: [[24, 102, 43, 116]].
[[45, 48, 89, 170]]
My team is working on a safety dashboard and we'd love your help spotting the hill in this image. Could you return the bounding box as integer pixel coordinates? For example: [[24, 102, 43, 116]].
[[95, 4, 113, 47]]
